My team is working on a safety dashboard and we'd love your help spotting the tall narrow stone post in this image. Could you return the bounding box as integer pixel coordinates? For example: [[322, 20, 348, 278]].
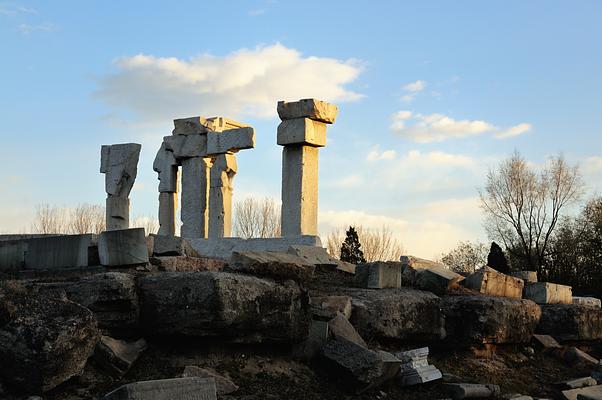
[[277, 99, 338, 237], [180, 156, 212, 238], [153, 142, 179, 236], [209, 153, 237, 238], [100, 143, 141, 231]]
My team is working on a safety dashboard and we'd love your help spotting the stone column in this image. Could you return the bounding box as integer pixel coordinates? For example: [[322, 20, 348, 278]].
[[208, 153, 237, 238], [100, 143, 141, 231], [277, 99, 338, 237], [153, 142, 179, 236], [180, 156, 212, 238]]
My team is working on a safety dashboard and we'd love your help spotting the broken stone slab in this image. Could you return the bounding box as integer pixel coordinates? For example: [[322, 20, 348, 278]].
[[186, 235, 323, 259], [0, 282, 100, 393], [444, 383, 501, 399], [461, 266, 524, 299], [106, 195, 130, 231], [277, 98, 338, 124], [104, 377, 217, 400], [295, 319, 330, 361], [395, 347, 442, 386], [172, 116, 212, 135], [182, 366, 238, 395], [328, 313, 367, 347], [277, 118, 327, 147], [342, 288, 444, 341], [400, 255, 463, 294], [0, 239, 27, 272], [150, 255, 225, 272], [310, 295, 352, 320], [336, 260, 356, 274], [442, 296, 541, 345], [98, 228, 149, 266], [555, 377, 598, 390], [138, 272, 310, 343], [562, 385, 602, 400], [151, 235, 200, 257], [524, 282, 573, 304], [557, 347, 599, 367], [537, 304, 602, 341], [574, 297, 602, 308], [532, 334, 562, 349], [355, 262, 402, 289], [320, 336, 400, 390], [229, 250, 315, 283], [510, 271, 538, 283], [65, 272, 139, 338], [153, 142, 179, 193], [163, 134, 208, 159], [94, 336, 147, 377], [287, 245, 338, 266], [100, 143, 141, 198], [206, 127, 255, 154], [24, 234, 93, 269]]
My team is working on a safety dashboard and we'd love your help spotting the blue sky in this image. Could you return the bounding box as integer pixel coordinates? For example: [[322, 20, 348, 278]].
[[1, 1, 601, 257]]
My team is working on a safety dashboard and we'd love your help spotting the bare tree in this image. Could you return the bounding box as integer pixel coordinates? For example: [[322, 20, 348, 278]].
[[326, 225, 404, 262], [232, 197, 281, 239], [31, 204, 70, 234], [69, 203, 105, 234], [439, 241, 488, 274], [480, 151, 584, 273], [132, 215, 159, 235]]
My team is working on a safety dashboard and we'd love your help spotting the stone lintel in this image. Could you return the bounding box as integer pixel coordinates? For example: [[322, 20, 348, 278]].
[[164, 134, 208, 159], [277, 98, 338, 124], [206, 127, 255, 155], [277, 118, 326, 147]]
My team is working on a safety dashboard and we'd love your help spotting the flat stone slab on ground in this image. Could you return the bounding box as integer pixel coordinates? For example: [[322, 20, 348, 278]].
[[229, 250, 315, 283], [328, 313, 367, 347], [524, 282, 572, 304], [94, 336, 147, 377], [187, 235, 322, 259], [444, 383, 500, 399], [98, 228, 149, 266], [537, 304, 602, 341], [182, 366, 238, 395], [104, 377, 217, 400], [287, 245, 338, 266], [24, 234, 93, 269], [562, 385, 602, 400], [355, 262, 402, 289], [150, 255, 225, 272], [442, 295, 541, 345], [461, 266, 524, 299], [532, 334, 562, 349], [138, 271, 310, 343], [341, 288, 444, 341], [151, 235, 200, 257], [555, 377, 598, 390], [400, 255, 463, 294], [573, 297, 602, 308]]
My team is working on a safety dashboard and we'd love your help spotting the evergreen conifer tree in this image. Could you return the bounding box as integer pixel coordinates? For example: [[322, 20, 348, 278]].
[[340, 226, 366, 264], [487, 241, 509, 273]]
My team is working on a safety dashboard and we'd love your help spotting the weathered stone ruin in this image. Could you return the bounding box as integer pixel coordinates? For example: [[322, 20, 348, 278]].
[[2, 98, 602, 400]]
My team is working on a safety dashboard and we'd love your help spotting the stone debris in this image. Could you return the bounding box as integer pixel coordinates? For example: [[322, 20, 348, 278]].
[[310, 295, 353, 320], [442, 296, 541, 345], [400, 255, 463, 295], [524, 282, 573, 304], [24, 234, 93, 269], [328, 312, 368, 347], [296, 319, 330, 361], [510, 271, 538, 283], [562, 385, 602, 400], [355, 262, 402, 289], [0, 282, 100, 393], [150, 255, 226, 272], [574, 297, 602, 308], [344, 287, 444, 341], [229, 250, 315, 283], [277, 98, 339, 124], [591, 361, 602, 383], [444, 383, 501, 399], [277, 117, 327, 147], [182, 366, 239, 395], [65, 272, 140, 337], [98, 228, 149, 266], [395, 347, 442, 386], [103, 377, 217, 400], [138, 272, 310, 343], [537, 304, 602, 341], [461, 266, 524, 299], [100, 143, 141, 231], [287, 244, 339, 266], [151, 234, 200, 257], [555, 377, 598, 390], [556, 347, 599, 367], [94, 336, 147, 377], [532, 334, 562, 349]]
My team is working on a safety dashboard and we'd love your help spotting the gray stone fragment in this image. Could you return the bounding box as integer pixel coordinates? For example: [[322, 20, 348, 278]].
[[94, 336, 147, 377], [355, 262, 402, 289], [555, 377, 598, 390], [287, 245, 338, 266], [206, 127, 255, 154], [277, 118, 327, 147], [395, 347, 442, 386], [229, 250, 315, 283], [400, 255, 463, 294], [186, 235, 322, 259], [510, 271, 538, 283], [182, 366, 238, 395], [562, 385, 602, 400], [328, 313, 367, 347], [277, 98, 339, 123], [537, 304, 602, 341], [524, 282, 572, 304], [461, 266, 524, 299], [24, 234, 92, 269], [532, 334, 562, 349], [164, 134, 207, 159], [104, 377, 217, 400], [310, 295, 352, 319], [98, 228, 149, 266], [574, 297, 602, 308], [444, 383, 501, 399], [100, 143, 141, 197], [152, 235, 200, 257], [0, 239, 27, 272]]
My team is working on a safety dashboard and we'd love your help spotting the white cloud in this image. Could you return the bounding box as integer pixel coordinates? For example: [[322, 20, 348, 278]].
[[366, 146, 396, 161], [494, 123, 532, 139], [0, 3, 37, 16], [18, 22, 57, 34], [96, 44, 363, 122], [390, 111, 531, 143], [327, 174, 365, 189], [400, 80, 426, 103]]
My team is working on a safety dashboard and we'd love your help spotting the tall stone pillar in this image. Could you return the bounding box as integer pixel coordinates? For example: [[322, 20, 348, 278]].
[[153, 142, 179, 236], [209, 153, 237, 238], [100, 143, 141, 231], [277, 99, 338, 237], [180, 156, 212, 238]]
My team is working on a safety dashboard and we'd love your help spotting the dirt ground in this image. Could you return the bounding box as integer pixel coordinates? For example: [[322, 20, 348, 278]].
[[37, 337, 589, 400]]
